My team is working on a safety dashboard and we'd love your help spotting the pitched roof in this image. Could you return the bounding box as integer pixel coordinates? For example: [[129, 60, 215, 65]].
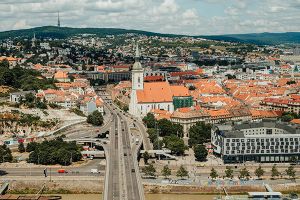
[[54, 71, 68, 79], [136, 82, 190, 103]]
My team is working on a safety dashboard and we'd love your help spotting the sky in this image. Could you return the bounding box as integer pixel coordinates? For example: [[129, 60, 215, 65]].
[[1, 0, 300, 35]]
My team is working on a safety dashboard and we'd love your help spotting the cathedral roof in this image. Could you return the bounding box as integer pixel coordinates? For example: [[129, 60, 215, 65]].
[[136, 82, 190, 103]]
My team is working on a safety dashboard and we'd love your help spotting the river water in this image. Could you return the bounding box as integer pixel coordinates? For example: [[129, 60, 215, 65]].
[[54, 194, 217, 200]]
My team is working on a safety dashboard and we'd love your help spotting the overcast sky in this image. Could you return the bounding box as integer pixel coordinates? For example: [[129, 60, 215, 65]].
[[1, 0, 300, 35]]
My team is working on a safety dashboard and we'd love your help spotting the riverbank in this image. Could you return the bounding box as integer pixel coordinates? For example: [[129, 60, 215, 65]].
[[3, 178, 300, 195], [4, 178, 103, 194]]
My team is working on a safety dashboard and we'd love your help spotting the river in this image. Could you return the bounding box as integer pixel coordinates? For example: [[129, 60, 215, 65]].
[[54, 194, 217, 200]]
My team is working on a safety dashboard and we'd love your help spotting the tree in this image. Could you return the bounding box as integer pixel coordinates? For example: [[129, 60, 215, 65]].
[[188, 85, 196, 90], [87, 110, 104, 126], [28, 137, 82, 165], [26, 142, 38, 152], [239, 167, 250, 180], [176, 165, 188, 179], [255, 165, 265, 179], [147, 128, 157, 143], [143, 151, 150, 165], [142, 164, 156, 177], [0, 59, 9, 68], [18, 143, 25, 153], [188, 122, 211, 147], [0, 144, 13, 163], [271, 164, 280, 179], [286, 165, 296, 180], [2, 71, 16, 86], [210, 168, 218, 180], [161, 165, 171, 179], [225, 166, 234, 179], [142, 113, 156, 128], [194, 144, 208, 161], [163, 135, 187, 155], [281, 114, 294, 122], [157, 119, 183, 137]]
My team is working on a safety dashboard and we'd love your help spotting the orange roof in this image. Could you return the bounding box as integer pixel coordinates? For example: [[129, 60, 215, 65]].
[[150, 109, 171, 120], [250, 109, 279, 118], [137, 82, 190, 103], [291, 119, 300, 124], [54, 71, 68, 79], [34, 63, 44, 70], [207, 109, 231, 118], [144, 75, 164, 82], [0, 56, 18, 62]]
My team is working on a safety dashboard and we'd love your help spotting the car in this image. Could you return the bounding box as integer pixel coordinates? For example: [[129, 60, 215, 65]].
[[131, 169, 135, 173], [124, 153, 127, 156], [91, 169, 99, 174], [57, 169, 68, 173]]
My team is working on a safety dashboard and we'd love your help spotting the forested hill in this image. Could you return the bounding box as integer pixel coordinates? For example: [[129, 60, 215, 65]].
[[201, 32, 300, 45], [0, 26, 299, 45], [0, 26, 183, 40]]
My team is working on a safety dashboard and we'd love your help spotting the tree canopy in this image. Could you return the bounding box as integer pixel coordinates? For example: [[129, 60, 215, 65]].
[[163, 135, 187, 155], [0, 64, 56, 91], [255, 165, 265, 179], [28, 137, 82, 166], [161, 165, 172, 179], [142, 164, 156, 177], [0, 144, 13, 163], [188, 122, 211, 147], [271, 164, 281, 179], [142, 113, 156, 128], [194, 144, 208, 161], [157, 118, 183, 137], [239, 167, 250, 180], [210, 168, 218, 180], [87, 110, 104, 126], [176, 165, 188, 179]]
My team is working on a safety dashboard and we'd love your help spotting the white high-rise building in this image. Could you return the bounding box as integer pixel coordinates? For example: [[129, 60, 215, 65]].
[[129, 44, 144, 117]]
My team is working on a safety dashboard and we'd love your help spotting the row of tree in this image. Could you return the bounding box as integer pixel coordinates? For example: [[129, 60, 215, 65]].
[[142, 164, 189, 179], [210, 165, 296, 180]]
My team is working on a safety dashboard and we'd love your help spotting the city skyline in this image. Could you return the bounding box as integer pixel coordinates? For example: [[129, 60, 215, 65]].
[[0, 0, 300, 35]]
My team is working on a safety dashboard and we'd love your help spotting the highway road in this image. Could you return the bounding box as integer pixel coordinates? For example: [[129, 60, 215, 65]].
[[1, 159, 105, 177], [101, 88, 144, 200]]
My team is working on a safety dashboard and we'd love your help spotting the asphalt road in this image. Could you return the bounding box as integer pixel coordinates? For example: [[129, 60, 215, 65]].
[[1, 159, 105, 177], [106, 113, 121, 200], [102, 91, 144, 200]]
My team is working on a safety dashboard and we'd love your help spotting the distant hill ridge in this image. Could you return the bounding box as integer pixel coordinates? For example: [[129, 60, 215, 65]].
[[0, 26, 300, 45]]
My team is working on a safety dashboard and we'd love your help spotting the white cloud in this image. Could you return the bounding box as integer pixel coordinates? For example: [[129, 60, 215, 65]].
[[0, 0, 299, 35]]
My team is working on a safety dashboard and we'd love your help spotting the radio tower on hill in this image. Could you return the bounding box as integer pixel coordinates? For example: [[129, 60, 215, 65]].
[[57, 11, 61, 27]]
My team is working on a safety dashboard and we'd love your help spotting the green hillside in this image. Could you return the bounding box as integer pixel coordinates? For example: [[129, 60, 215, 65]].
[[0, 26, 182, 40], [0, 26, 299, 45]]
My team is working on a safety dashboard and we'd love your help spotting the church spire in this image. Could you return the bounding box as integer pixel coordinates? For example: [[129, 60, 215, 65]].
[[132, 42, 142, 70], [135, 42, 140, 62]]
